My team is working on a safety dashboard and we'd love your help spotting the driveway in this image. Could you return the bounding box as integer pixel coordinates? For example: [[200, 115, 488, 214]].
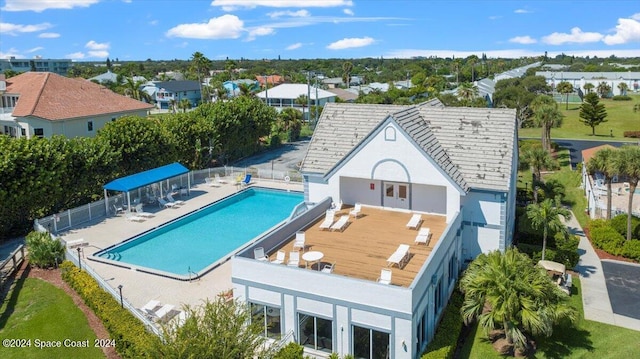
[[601, 260, 640, 320]]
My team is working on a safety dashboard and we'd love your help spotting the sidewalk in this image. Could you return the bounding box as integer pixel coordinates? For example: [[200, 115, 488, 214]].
[[564, 211, 640, 331]]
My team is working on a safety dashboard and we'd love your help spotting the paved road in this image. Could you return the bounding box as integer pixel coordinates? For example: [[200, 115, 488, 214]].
[[602, 260, 640, 320], [232, 139, 309, 173]]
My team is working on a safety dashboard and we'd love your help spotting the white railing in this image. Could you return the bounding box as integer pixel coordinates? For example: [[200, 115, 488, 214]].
[[0, 245, 26, 290]]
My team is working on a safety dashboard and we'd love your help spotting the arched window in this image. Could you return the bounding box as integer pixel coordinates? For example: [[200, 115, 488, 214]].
[[384, 126, 396, 141]]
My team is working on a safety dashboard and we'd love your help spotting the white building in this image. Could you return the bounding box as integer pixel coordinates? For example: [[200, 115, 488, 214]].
[[231, 101, 518, 358], [255, 83, 336, 120]]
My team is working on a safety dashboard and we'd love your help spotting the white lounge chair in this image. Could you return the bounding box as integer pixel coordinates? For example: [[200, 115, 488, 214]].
[[287, 251, 300, 267], [158, 198, 178, 208], [254, 247, 268, 261], [293, 232, 306, 251], [152, 304, 175, 322], [134, 204, 154, 217], [330, 215, 349, 232], [332, 200, 343, 212], [205, 177, 221, 187], [387, 244, 411, 268], [321, 262, 335, 273], [167, 193, 185, 205], [215, 173, 228, 184], [414, 228, 431, 245], [271, 250, 285, 264], [319, 210, 335, 230], [378, 269, 392, 285], [406, 214, 422, 229], [349, 203, 362, 218], [141, 300, 160, 315], [126, 212, 146, 222], [176, 310, 189, 327]]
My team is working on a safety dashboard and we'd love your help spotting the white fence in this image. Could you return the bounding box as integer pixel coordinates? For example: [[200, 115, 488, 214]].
[[36, 166, 302, 234]]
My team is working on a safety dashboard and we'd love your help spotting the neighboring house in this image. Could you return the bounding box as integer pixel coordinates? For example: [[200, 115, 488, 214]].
[[326, 88, 358, 102], [150, 80, 201, 110], [0, 72, 153, 139], [536, 71, 640, 95], [0, 56, 72, 76], [89, 70, 146, 85], [232, 102, 518, 358], [256, 75, 285, 88], [255, 83, 337, 119], [223, 79, 260, 98], [322, 77, 344, 89]]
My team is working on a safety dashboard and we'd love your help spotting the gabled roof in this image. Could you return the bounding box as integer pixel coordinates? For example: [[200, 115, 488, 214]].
[[255, 83, 336, 100], [325, 88, 358, 102], [581, 144, 616, 164], [155, 80, 200, 92], [301, 102, 517, 192], [6, 72, 153, 121]]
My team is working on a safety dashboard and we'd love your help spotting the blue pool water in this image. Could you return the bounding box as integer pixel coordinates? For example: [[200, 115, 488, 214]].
[[96, 188, 303, 276]]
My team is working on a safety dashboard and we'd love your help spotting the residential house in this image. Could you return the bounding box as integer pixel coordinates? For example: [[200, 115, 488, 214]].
[[232, 102, 518, 358], [322, 77, 345, 89], [326, 88, 358, 102], [151, 80, 201, 110], [255, 83, 336, 120], [0, 72, 153, 138], [535, 71, 640, 95], [223, 79, 260, 98], [89, 70, 146, 85], [256, 75, 285, 88], [0, 56, 72, 76]]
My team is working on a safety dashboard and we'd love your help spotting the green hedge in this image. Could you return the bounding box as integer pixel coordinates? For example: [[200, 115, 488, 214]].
[[421, 290, 464, 359], [610, 214, 640, 240], [60, 261, 161, 358], [589, 225, 626, 256]]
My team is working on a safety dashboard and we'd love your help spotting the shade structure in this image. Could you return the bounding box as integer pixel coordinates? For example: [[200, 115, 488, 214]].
[[103, 163, 189, 192]]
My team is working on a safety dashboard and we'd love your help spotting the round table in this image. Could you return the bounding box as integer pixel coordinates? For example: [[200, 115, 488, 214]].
[[302, 251, 324, 270]]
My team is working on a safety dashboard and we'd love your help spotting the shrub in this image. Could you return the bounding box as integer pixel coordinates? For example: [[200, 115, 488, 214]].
[[621, 240, 640, 262], [612, 95, 632, 101], [421, 290, 464, 359], [623, 131, 640, 138], [60, 261, 160, 358], [589, 225, 625, 256], [25, 230, 65, 268], [269, 134, 282, 148], [610, 214, 640, 239]]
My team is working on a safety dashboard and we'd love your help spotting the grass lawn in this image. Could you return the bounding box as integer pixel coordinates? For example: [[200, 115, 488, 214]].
[[519, 93, 640, 141], [0, 277, 105, 359], [460, 277, 640, 358]]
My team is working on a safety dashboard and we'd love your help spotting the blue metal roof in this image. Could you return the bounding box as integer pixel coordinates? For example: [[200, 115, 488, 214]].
[[103, 162, 189, 192]]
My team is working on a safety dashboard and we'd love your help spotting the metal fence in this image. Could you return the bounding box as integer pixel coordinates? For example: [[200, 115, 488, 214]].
[[36, 166, 302, 235], [0, 245, 26, 290]]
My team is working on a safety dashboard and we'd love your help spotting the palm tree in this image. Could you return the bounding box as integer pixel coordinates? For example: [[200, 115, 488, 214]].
[[531, 95, 563, 152], [587, 147, 617, 219], [460, 248, 577, 354], [521, 146, 556, 202], [178, 98, 191, 113], [583, 83, 595, 94], [122, 77, 151, 102], [556, 81, 573, 110], [190, 51, 211, 104], [527, 197, 572, 260], [611, 145, 640, 241], [295, 95, 309, 120], [617, 82, 628, 96], [238, 83, 254, 97], [342, 61, 353, 87], [457, 82, 478, 105], [596, 81, 611, 98]]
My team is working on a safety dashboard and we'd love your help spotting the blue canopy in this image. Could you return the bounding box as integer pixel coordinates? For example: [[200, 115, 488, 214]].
[[103, 163, 189, 192]]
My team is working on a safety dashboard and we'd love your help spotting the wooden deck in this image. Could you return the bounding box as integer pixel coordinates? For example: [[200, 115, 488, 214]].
[[267, 206, 448, 287]]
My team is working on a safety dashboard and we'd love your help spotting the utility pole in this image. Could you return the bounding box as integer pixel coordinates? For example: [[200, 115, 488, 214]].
[[314, 76, 319, 126], [263, 75, 268, 105], [307, 71, 311, 122]]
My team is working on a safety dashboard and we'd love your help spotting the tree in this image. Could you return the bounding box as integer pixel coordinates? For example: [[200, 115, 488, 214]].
[[122, 77, 151, 102], [530, 95, 563, 152], [26, 231, 65, 268], [456, 82, 478, 105], [596, 81, 612, 98], [295, 95, 309, 121], [190, 52, 211, 104], [527, 197, 572, 260], [556, 81, 573, 110], [579, 93, 607, 135], [583, 83, 594, 94], [587, 147, 617, 219], [521, 146, 556, 202], [178, 98, 192, 113], [460, 248, 577, 355], [611, 145, 640, 241], [617, 82, 628, 96], [342, 61, 353, 87], [278, 108, 303, 142], [154, 296, 277, 358]]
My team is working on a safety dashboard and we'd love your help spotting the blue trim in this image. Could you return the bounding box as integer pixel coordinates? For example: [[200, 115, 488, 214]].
[[370, 159, 411, 182], [103, 162, 189, 192]]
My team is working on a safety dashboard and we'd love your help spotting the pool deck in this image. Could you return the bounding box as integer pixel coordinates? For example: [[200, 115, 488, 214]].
[[59, 179, 303, 311]]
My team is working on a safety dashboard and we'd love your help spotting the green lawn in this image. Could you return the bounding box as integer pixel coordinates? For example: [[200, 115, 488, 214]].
[[460, 277, 640, 358], [519, 94, 640, 141], [0, 277, 105, 359]]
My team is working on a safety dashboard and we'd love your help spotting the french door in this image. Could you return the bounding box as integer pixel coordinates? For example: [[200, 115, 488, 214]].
[[383, 182, 409, 209]]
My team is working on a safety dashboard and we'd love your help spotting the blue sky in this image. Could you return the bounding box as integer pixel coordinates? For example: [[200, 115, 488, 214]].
[[1, 0, 639, 61]]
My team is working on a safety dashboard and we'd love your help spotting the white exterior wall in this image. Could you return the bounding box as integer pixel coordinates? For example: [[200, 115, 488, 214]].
[[460, 191, 504, 260], [16, 110, 147, 138]]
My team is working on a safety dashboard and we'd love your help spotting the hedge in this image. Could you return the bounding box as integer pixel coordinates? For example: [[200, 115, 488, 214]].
[[60, 261, 161, 358], [589, 225, 626, 256], [610, 214, 640, 240], [421, 290, 464, 359], [623, 131, 640, 138]]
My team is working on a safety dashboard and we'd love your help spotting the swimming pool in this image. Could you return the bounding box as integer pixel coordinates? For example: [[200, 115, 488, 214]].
[[93, 188, 303, 279]]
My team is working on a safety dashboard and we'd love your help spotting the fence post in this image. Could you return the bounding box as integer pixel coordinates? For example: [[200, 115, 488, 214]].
[[88, 202, 92, 221]]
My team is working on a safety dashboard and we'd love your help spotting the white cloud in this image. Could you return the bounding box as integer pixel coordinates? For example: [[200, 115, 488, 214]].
[[542, 27, 603, 45], [246, 27, 275, 41], [384, 48, 640, 59], [66, 52, 86, 59], [509, 35, 537, 44], [86, 40, 109, 50], [2, 0, 99, 12], [211, 0, 353, 11], [343, 9, 354, 16], [26, 47, 44, 53], [488, 15, 501, 20], [514, 9, 531, 14], [632, 13, 640, 21], [149, 20, 159, 26], [88, 50, 109, 58], [286, 42, 302, 50], [0, 22, 52, 35], [267, 10, 310, 18], [38, 32, 60, 38], [327, 36, 374, 50], [603, 17, 640, 45], [166, 14, 244, 39]]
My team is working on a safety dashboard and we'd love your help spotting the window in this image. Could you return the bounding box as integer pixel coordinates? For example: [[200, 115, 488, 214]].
[[251, 303, 281, 339], [448, 255, 458, 284], [417, 309, 429, 352], [434, 278, 443, 316], [353, 325, 389, 359], [298, 313, 332, 353], [385, 184, 394, 198], [111, 117, 116, 122], [33, 128, 44, 138], [87, 121, 94, 132], [384, 126, 396, 141]]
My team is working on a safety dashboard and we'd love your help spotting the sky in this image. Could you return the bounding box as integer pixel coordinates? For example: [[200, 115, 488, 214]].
[[1, 0, 639, 62]]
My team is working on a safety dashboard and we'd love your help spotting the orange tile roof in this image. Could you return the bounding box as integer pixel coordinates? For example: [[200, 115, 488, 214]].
[[255, 75, 284, 86], [6, 72, 153, 121], [581, 144, 616, 164]]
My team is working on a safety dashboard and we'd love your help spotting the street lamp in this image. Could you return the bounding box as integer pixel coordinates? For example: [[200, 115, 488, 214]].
[[118, 285, 124, 308], [77, 247, 82, 271]]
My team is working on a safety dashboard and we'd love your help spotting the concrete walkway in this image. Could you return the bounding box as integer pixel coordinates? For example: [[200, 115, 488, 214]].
[[564, 211, 640, 331]]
